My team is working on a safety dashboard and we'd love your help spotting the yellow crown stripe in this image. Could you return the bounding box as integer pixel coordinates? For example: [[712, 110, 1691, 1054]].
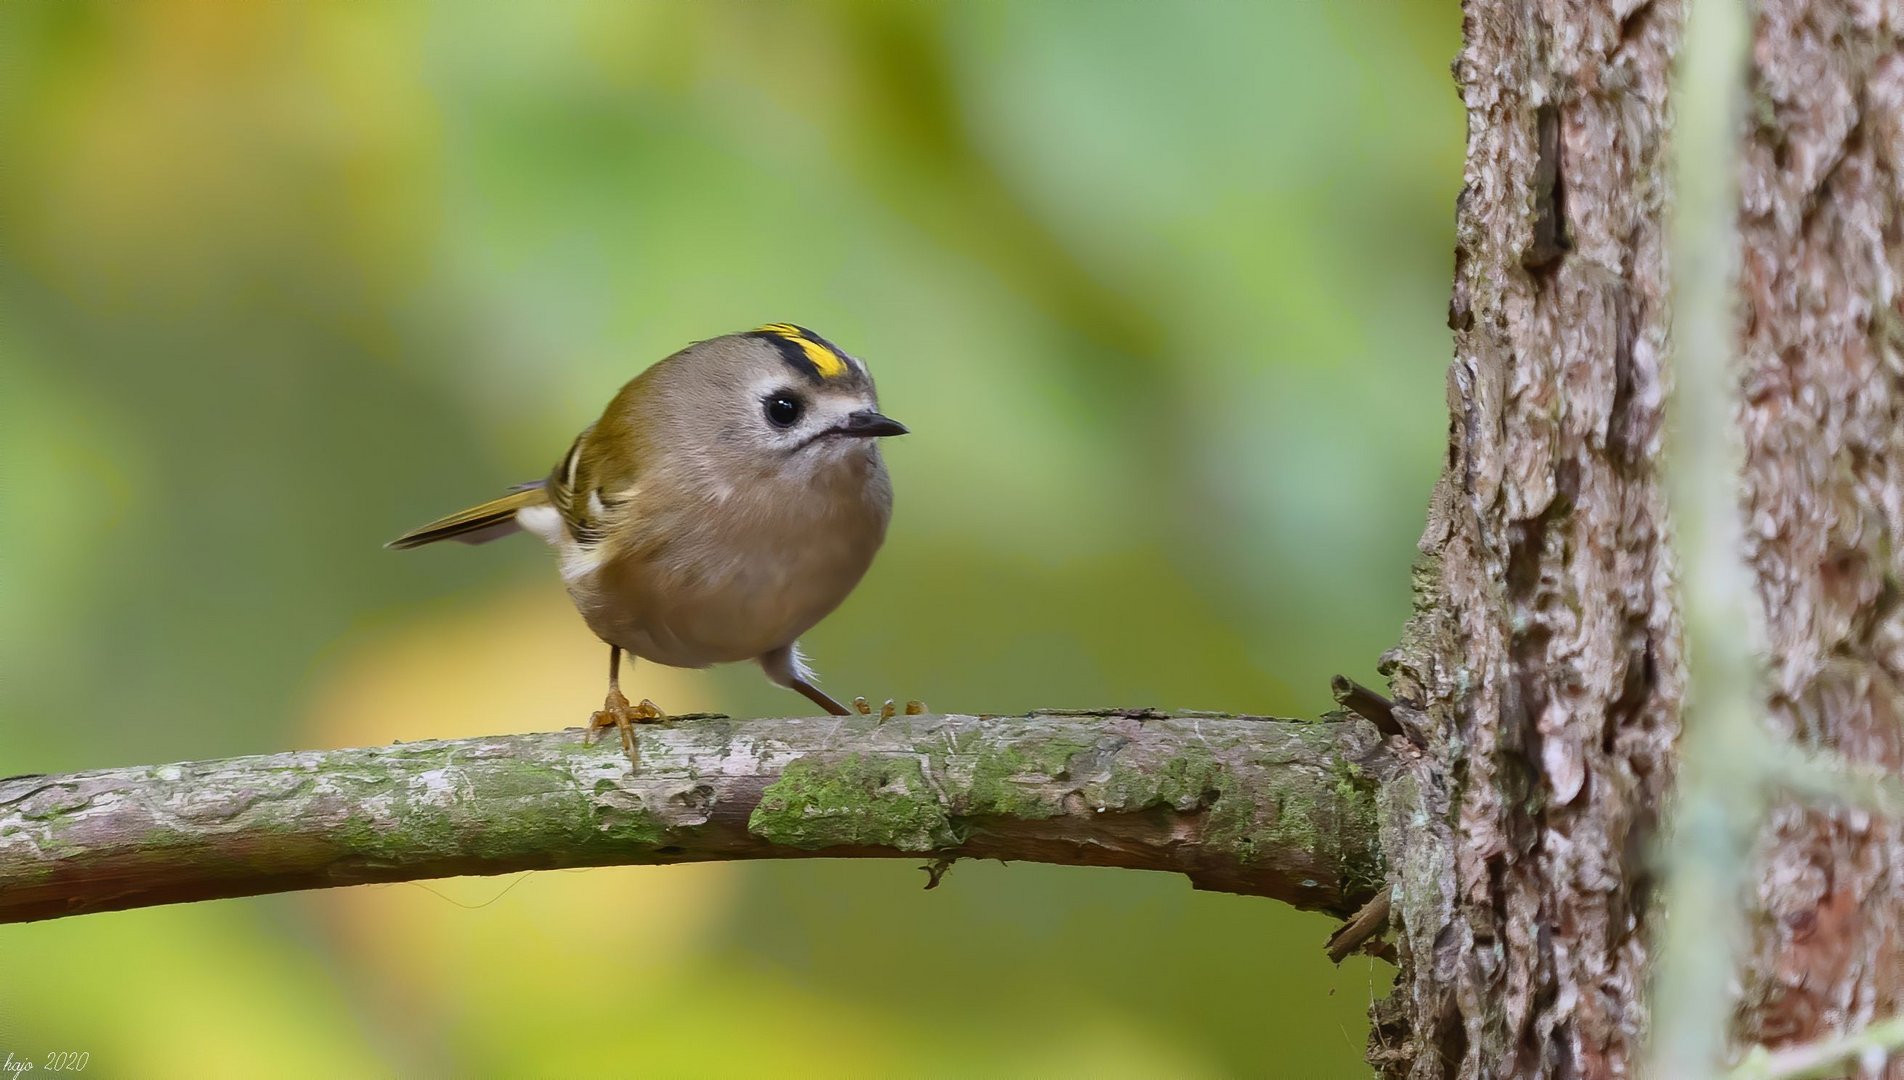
[[755, 323, 850, 379]]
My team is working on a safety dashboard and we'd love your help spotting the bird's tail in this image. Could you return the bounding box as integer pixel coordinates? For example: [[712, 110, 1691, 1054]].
[[386, 482, 547, 550]]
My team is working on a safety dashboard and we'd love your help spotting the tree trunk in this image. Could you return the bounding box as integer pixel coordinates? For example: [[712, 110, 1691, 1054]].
[[1732, 0, 1904, 1059], [1373, 0, 1904, 1076]]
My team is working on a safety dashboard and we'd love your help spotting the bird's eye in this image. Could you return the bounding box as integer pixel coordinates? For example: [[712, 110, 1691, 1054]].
[[763, 394, 804, 428]]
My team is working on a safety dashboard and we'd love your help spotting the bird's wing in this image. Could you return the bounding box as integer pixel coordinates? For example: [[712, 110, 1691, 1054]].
[[545, 423, 640, 547]]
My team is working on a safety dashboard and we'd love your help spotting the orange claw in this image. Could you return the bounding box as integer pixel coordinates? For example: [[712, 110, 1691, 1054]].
[[849, 696, 926, 724], [586, 690, 666, 767]]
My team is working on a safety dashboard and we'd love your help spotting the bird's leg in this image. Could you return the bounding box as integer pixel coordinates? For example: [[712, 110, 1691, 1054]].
[[765, 645, 925, 723], [586, 646, 666, 767], [789, 675, 853, 716]]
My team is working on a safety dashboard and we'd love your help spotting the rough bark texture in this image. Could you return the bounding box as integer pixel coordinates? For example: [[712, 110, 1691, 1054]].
[[1735, 0, 1904, 1056], [0, 710, 1390, 924], [1374, 2, 1685, 1075], [1373, 0, 1904, 1076]]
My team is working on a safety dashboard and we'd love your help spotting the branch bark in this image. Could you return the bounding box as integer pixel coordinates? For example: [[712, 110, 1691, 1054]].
[[0, 710, 1392, 925]]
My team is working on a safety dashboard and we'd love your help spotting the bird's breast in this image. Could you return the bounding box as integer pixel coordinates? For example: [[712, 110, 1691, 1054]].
[[564, 465, 891, 668]]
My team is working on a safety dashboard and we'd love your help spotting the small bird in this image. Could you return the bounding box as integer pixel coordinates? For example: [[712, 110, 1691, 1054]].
[[388, 324, 908, 762]]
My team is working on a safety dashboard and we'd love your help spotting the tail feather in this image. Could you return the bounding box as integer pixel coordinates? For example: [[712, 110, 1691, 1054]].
[[386, 483, 547, 550]]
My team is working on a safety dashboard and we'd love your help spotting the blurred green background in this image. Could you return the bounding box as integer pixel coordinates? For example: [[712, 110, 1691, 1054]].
[[0, 2, 1460, 1075]]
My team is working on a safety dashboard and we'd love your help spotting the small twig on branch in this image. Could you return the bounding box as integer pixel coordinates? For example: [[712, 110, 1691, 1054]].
[[1730, 1014, 1904, 1080], [1330, 675, 1411, 743], [1325, 890, 1393, 964], [919, 856, 957, 890], [0, 710, 1391, 924]]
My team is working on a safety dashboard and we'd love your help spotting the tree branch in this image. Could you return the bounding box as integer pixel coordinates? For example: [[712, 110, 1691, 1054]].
[[0, 710, 1391, 924]]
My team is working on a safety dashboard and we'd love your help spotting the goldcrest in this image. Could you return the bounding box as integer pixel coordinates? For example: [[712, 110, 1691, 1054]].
[[389, 324, 907, 760]]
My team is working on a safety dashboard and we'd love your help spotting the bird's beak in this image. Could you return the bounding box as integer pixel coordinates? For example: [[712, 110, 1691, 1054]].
[[835, 410, 909, 438]]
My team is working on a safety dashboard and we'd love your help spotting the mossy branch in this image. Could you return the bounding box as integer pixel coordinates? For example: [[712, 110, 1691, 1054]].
[[0, 710, 1392, 924]]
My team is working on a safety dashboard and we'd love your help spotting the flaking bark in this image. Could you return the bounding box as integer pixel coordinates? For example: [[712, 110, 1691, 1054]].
[[0, 710, 1390, 924]]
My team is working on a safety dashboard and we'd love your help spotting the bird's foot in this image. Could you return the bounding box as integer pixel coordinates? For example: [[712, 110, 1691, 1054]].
[[851, 696, 929, 724], [586, 689, 667, 766]]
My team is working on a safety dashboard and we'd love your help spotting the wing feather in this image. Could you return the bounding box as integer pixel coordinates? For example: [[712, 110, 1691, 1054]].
[[386, 483, 547, 549]]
